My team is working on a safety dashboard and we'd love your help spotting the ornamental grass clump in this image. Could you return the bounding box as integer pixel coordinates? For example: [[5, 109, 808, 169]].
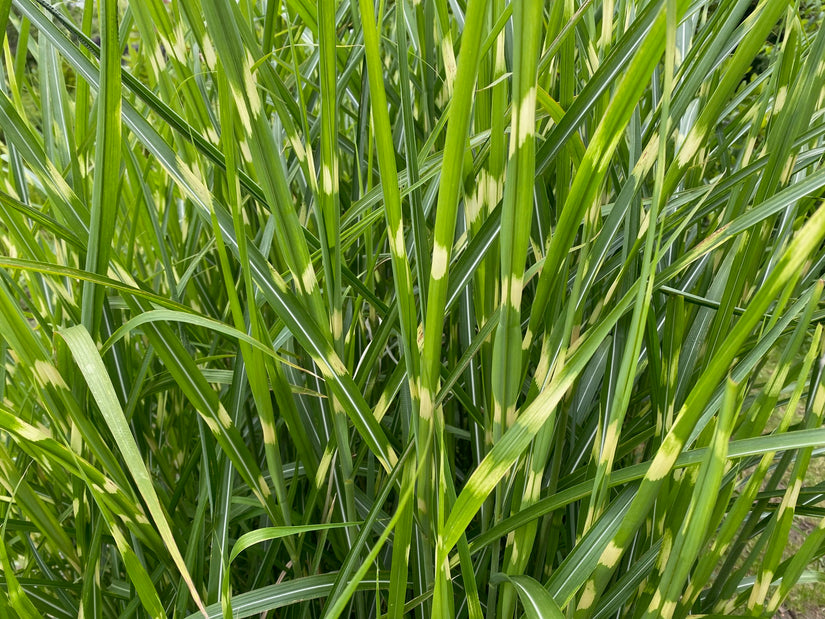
[[1, 0, 825, 617]]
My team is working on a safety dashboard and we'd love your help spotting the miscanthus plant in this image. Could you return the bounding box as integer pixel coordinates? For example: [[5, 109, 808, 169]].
[[1, 0, 825, 616]]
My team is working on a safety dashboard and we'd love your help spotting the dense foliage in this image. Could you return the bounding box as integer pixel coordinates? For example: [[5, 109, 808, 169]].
[[1, 0, 825, 616]]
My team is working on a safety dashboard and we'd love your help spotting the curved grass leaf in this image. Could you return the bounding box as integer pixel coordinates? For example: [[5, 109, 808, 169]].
[[59, 325, 207, 616], [493, 573, 565, 619]]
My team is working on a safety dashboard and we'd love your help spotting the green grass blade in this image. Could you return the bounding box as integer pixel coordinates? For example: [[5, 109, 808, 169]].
[[79, 0, 120, 336], [59, 325, 207, 616], [494, 573, 565, 619]]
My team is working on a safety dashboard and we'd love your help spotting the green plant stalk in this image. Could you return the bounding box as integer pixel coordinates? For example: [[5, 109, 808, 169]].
[[679, 318, 822, 615], [584, 0, 676, 533], [492, 0, 545, 615], [356, 0, 423, 609], [79, 0, 120, 336], [415, 0, 488, 610], [747, 349, 825, 613], [574, 201, 825, 617], [643, 376, 740, 619], [212, 60, 296, 554]]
